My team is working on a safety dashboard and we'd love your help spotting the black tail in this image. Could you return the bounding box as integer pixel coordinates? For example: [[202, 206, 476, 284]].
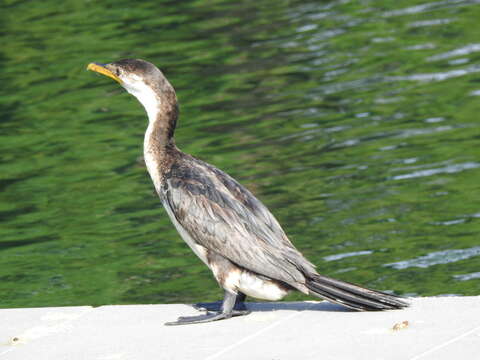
[[305, 274, 409, 311]]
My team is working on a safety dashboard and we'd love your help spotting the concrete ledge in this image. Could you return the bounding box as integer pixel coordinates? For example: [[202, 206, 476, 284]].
[[1, 297, 479, 359]]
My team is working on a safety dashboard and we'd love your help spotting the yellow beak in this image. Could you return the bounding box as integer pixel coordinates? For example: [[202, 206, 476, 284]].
[[87, 63, 122, 84]]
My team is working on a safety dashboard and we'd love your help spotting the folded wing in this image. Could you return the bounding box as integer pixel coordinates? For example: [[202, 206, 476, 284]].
[[160, 155, 316, 290]]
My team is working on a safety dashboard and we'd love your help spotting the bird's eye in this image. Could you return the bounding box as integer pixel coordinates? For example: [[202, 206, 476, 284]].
[[115, 69, 120, 76]]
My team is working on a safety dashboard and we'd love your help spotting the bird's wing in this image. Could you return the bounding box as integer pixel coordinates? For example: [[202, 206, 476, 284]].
[[160, 156, 316, 287]]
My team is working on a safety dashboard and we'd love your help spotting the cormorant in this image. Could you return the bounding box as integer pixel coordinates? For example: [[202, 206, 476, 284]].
[[87, 59, 408, 325]]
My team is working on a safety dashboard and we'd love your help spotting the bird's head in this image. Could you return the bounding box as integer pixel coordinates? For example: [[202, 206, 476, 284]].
[[87, 59, 177, 122]]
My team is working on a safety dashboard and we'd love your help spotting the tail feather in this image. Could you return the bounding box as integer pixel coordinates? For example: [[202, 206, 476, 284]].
[[306, 274, 409, 311]]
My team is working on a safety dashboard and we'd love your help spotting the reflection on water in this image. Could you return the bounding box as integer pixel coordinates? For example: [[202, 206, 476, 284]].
[[385, 246, 480, 270], [390, 162, 480, 180], [427, 43, 480, 61], [1, 0, 480, 307], [454, 272, 480, 281], [323, 250, 373, 262]]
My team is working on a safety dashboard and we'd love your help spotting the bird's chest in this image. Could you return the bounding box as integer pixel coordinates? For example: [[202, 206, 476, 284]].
[[144, 150, 162, 191], [143, 121, 167, 192]]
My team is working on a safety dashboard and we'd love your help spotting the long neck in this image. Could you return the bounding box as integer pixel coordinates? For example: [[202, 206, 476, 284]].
[[144, 101, 178, 154], [140, 88, 178, 191], [127, 80, 177, 152], [124, 77, 178, 151]]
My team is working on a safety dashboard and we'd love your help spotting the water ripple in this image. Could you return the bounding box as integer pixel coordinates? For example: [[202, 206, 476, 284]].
[[405, 43, 436, 50], [427, 43, 480, 61], [387, 64, 480, 82], [390, 162, 480, 180], [408, 19, 453, 28], [385, 246, 480, 269], [396, 125, 453, 138], [323, 250, 373, 262], [383, 0, 469, 17], [453, 272, 480, 281], [432, 218, 466, 226], [448, 58, 470, 65]]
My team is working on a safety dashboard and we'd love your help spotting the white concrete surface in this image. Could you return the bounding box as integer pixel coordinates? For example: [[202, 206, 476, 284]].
[[1, 297, 479, 360]]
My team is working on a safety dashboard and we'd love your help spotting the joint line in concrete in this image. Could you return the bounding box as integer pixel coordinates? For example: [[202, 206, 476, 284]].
[[205, 303, 317, 360], [409, 323, 480, 360]]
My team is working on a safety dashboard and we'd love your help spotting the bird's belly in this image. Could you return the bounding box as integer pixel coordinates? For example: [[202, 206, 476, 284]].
[[162, 202, 209, 266], [237, 271, 289, 301]]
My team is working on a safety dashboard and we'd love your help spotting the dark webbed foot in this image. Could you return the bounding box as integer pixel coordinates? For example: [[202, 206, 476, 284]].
[[165, 291, 250, 326], [165, 309, 250, 326]]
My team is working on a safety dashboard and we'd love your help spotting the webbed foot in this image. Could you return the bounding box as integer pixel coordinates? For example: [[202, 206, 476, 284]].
[[166, 291, 250, 326], [165, 309, 250, 326]]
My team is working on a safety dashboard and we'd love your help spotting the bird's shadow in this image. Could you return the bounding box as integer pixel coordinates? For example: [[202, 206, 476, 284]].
[[244, 301, 353, 313]]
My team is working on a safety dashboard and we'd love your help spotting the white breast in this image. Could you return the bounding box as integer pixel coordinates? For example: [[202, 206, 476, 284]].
[[143, 124, 162, 191]]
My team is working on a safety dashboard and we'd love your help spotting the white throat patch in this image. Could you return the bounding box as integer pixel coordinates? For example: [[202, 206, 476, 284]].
[[123, 80, 161, 123], [122, 77, 164, 191]]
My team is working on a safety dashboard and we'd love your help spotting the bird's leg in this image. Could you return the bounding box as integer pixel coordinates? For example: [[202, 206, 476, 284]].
[[193, 291, 247, 312], [165, 291, 250, 326]]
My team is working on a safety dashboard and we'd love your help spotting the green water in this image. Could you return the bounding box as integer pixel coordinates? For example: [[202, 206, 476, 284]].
[[1, 0, 480, 308]]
